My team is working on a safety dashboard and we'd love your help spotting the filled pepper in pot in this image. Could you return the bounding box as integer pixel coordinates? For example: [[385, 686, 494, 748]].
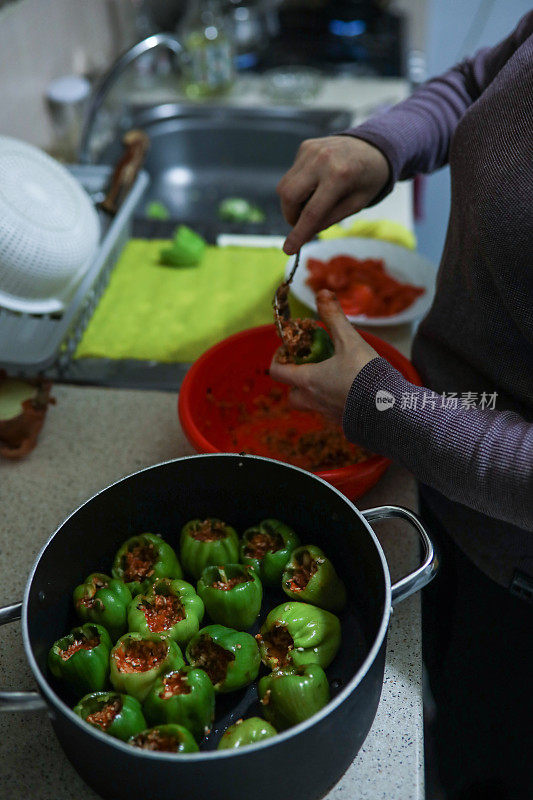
[[257, 601, 341, 670], [129, 724, 199, 753], [112, 533, 182, 596], [258, 664, 330, 731], [127, 578, 204, 645], [282, 545, 347, 612], [217, 717, 277, 749], [180, 518, 239, 581], [197, 564, 262, 630], [73, 573, 132, 641], [143, 666, 215, 741], [186, 624, 260, 693], [48, 623, 112, 697], [240, 519, 300, 587], [73, 691, 146, 741], [110, 632, 184, 702]]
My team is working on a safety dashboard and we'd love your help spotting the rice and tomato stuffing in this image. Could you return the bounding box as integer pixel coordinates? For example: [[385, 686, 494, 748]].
[[211, 386, 370, 472], [306, 254, 425, 317]]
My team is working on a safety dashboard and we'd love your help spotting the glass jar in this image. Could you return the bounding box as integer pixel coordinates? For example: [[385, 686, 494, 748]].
[[179, 0, 235, 100]]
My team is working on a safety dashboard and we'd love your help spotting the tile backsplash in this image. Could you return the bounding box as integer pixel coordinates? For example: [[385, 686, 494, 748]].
[[0, 0, 137, 149]]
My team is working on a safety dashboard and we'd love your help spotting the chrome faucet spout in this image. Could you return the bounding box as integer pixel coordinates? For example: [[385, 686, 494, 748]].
[[79, 32, 182, 163]]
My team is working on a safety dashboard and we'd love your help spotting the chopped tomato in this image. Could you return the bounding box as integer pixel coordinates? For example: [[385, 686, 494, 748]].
[[306, 254, 424, 317]]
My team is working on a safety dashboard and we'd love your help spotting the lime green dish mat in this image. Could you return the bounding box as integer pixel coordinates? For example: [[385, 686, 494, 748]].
[[75, 240, 309, 363]]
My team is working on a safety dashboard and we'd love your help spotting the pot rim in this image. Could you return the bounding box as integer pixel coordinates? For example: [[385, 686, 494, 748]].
[[22, 453, 392, 761]]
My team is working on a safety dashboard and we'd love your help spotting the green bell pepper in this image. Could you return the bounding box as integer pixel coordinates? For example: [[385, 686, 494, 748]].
[[159, 225, 206, 267], [73, 691, 146, 741], [110, 632, 185, 702], [258, 664, 330, 731], [48, 623, 112, 697], [129, 724, 199, 753], [127, 578, 204, 646], [143, 666, 215, 742], [112, 533, 182, 596], [293, 325, 334, 365], [197, 564, 262, 630], [73, 573, 132, 640], [218, 197, 265, 224], [145, 200, 170, 220], [282, 545, 346, 612], [180, 518, 239, 581], [217, 717, 277, 749], [257, 601, 341, 670], [186, 624, 260, 693], [240, 519, 300, 587]]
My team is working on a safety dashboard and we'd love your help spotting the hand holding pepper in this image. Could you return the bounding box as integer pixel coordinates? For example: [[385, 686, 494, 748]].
[[270, 290, 378, 425]]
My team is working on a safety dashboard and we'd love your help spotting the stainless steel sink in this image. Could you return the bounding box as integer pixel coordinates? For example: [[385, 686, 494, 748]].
[[97, 104, 352, 230]]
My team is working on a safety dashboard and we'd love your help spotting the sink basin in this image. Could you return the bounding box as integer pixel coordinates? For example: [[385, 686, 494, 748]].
[[97, 104, 352, 231]]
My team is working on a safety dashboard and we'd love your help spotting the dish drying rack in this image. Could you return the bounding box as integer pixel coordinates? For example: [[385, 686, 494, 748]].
[[0, 165, 148, 376]]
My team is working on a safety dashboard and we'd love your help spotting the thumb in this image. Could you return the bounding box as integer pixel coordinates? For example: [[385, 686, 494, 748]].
[[316, 289, 354, 348]]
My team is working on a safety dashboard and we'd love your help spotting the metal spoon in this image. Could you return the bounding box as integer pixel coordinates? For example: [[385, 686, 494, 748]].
[[272, 249, 301, 344]]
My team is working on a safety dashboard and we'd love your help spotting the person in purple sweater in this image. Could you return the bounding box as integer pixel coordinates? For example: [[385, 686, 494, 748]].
[[272, 11, 532, 800]]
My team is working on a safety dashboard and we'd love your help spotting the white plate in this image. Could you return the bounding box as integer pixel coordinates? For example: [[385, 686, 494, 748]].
[[286, 237, 438, 326]]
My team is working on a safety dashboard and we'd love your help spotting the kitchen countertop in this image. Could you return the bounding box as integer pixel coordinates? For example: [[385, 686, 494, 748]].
[[0, 385, 424, 800]]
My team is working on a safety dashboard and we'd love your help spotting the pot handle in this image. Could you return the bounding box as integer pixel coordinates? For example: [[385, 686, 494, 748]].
[[361, 505, 438, 606], [0, 602, 47, 712]]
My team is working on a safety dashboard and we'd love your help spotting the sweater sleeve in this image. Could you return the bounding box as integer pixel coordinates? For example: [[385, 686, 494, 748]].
[[343, 358, 533, 530], [342, 11, 533, 188]]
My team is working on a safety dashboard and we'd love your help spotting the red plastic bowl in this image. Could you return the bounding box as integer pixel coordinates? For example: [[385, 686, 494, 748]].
[[178, 325, 421, 499]]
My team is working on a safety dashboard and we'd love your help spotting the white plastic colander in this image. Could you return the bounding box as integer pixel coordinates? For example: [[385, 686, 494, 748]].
[[0, 136, 100, 314]]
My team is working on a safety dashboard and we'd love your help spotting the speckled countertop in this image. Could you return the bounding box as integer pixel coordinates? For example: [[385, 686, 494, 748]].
[[0, 385, 424, 800]]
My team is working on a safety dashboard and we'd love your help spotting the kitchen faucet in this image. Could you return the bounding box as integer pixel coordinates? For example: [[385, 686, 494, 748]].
[[78, 33, 182, 164]]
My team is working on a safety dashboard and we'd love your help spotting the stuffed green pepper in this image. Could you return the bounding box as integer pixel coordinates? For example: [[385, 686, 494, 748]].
[[282, 545, 346, 612], [48, 623, 112, 696], [129, 724, 199, 753], [258, 664, 330, 730], [197, 564, 262, 630], [73, 573, 132, 640], [240, 519, 300, 587], [180, 518, 239, 580], [73, 691, 146, 741], [257, 601, 341, 670], [110, 632, 184, 702], [127, 578, 204, 645], [112, 533, 182, 596], [186, 624, 260, 693], [143, 666, 215, 741]]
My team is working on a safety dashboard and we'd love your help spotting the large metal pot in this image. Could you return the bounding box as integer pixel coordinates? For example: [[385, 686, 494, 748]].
[[0, 454, 436, 800]]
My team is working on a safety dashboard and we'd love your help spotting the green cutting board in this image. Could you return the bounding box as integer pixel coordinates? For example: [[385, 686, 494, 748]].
[[75, 240, 310, 363]]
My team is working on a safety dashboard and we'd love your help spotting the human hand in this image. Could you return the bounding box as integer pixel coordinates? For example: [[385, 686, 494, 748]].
[[269, 290, 379, 425], [277, 136, 390, 255]]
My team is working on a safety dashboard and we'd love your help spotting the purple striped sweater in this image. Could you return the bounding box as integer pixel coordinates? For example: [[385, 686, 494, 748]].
[[342, 12, 533, 587]]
